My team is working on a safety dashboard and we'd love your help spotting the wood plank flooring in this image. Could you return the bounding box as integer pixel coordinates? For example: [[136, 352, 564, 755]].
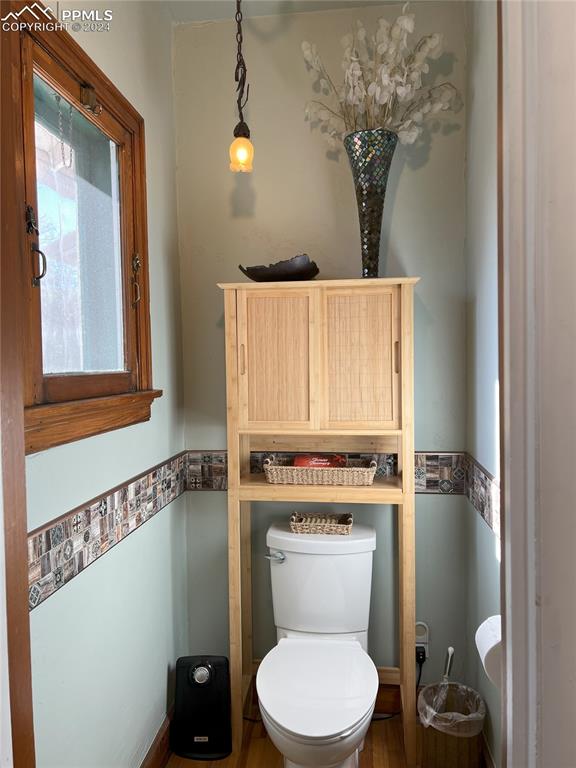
[[167, 716, 408, 768], [167, 682, 407, 768]]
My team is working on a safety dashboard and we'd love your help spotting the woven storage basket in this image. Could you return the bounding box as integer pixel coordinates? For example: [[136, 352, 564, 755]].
[[263, 458, 378, 486], [290, 512, 353, 535]]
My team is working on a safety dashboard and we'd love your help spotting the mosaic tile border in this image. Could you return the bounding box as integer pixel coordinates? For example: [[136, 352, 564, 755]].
[[28, 453, 187, 611], [184, 450, 499, 534], [28, 449, 500, 611], [464, 454, 501, 538], [185, 451, 468, 495]]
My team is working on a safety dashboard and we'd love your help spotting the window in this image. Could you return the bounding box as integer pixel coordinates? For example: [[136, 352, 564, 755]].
[[20, 27, 160, 453]]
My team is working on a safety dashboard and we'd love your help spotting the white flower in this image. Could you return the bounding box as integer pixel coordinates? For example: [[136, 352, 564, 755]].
[[428, 33, 443, 59], [301, 41, 322, 71], [396, 13, 415, 34], [300, 9, 459, 147], [438, 85, 454, 104], [381, 69, 391, 86], [376, 18, 390, 42], [367, 81, 379, 96], [398, 124, 420, 144], [396, 84, 413, 102]]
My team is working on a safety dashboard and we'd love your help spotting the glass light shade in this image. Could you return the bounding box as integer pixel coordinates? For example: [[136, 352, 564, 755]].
[[229, 136, 254, 172]]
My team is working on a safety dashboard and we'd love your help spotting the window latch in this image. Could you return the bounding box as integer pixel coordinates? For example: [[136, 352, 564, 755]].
[[80, 84, 102, 116], [132, 253, 141, 307], [25, 203, 39, 236]]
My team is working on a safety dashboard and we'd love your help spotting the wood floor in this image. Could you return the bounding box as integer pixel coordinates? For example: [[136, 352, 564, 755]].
[[166, 715, 408, 768], [166, 682, 407, 768]]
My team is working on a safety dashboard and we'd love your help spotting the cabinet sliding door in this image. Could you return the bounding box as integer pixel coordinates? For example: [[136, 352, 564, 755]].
[[236, 289, 317, 430], [321, 287, 400, 430]]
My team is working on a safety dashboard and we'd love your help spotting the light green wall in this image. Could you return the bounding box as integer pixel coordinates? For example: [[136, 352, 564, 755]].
[[174, 1, 470, 683], [173, 1, 468, 451], [31, 499, 188, 768], [465, 1, 500, 480], [25, 4, 188, 766], [464, 501, 501, 765], [174, 0, 470, 682], [464, 2, 501, 765]]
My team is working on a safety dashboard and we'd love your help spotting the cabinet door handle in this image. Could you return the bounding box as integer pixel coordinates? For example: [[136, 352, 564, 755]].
[[240, 344, 246, 375], [394, 341, 400, 373]]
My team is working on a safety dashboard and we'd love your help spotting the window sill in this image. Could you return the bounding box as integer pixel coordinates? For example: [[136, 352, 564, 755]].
[[24, 390, 163, 455]]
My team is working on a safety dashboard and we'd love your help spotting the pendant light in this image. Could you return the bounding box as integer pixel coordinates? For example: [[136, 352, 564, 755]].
[[229, 0, 254, 172]]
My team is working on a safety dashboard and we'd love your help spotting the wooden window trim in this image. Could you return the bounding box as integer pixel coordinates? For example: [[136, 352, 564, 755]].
[[24, 390, 162, 455], [1, 7, 36, 763], [13, 3, 162, 453]]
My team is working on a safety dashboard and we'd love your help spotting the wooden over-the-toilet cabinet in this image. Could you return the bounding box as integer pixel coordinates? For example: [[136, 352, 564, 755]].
[[219, 277, 419, 768], [236, 283, 401, 430]]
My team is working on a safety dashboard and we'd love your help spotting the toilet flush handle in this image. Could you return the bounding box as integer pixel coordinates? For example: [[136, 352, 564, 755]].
[[265, 551, 286, 564]]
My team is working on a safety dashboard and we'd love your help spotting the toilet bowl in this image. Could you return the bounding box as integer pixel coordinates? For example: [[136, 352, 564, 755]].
[[257, 637, 379, 768]]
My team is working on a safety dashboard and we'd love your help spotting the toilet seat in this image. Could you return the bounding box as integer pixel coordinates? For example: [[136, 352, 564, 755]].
[[256, 638, 379, 741]]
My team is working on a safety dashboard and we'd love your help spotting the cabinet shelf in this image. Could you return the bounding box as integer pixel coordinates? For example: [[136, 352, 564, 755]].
[[239, 428, 404, 436], [238, 474, 404, 504]]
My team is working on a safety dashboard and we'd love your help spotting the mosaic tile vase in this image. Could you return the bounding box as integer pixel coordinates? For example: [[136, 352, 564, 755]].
[[343, 128, 398, 278]]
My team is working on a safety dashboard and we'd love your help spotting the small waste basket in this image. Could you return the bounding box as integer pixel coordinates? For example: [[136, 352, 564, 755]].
[[417, 648, 486, 768]]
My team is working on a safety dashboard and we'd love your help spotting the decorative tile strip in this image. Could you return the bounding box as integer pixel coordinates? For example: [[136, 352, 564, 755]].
[[28, 449, 500, 611], [186, 450, 499, 533], [414, 452, 467, 494], [187, 450, 228, 490], [464, 455, 500, 537], [184, 451, 467, 494], [27, 453, 187, 611]]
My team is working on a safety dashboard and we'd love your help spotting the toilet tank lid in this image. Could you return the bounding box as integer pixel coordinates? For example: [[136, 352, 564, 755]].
[[266, 523, 376, 554]]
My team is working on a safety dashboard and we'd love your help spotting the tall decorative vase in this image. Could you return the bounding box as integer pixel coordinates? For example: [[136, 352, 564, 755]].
[[343, 128, 398, 278]]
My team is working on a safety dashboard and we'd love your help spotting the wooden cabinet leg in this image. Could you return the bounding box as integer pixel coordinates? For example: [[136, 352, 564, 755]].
[[228, 492, 243, 756], [400, 496, 417, 767], [240, 501, 253, 698]]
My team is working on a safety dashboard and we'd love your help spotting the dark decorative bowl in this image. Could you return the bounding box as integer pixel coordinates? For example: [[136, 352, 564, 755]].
[[238, 254, 319, 282]]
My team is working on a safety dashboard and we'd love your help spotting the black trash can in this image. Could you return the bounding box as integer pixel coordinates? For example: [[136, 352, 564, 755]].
[[170, 655, 232, 760]]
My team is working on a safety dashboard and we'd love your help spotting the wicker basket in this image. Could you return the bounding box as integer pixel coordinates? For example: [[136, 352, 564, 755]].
[[263, 457, 378, 486], [290, 512, 353, 535]]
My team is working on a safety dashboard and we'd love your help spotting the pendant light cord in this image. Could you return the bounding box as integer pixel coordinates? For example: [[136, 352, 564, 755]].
[[234, 0, 250, 131]]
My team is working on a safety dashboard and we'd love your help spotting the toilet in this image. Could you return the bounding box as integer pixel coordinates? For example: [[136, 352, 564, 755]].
[[256, 523, 379, 768]]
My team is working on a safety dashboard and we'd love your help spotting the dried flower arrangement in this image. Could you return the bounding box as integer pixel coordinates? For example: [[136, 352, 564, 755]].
[[301, 3, 460, 148]]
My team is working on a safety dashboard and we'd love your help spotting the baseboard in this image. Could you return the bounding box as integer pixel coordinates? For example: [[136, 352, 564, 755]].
[[482, 732, 496, 768], [141, 713, 171, 768], [377, 666, 401, 685]]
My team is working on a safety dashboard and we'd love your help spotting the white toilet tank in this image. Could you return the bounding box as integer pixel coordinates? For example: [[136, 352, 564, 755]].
[[266, 523, 376, 641]]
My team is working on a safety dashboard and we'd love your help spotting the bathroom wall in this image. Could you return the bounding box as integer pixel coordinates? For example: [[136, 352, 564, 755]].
[[174, 1, 471, 683], [25, 4, 188, 766], [464, 1, 501, 764]]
